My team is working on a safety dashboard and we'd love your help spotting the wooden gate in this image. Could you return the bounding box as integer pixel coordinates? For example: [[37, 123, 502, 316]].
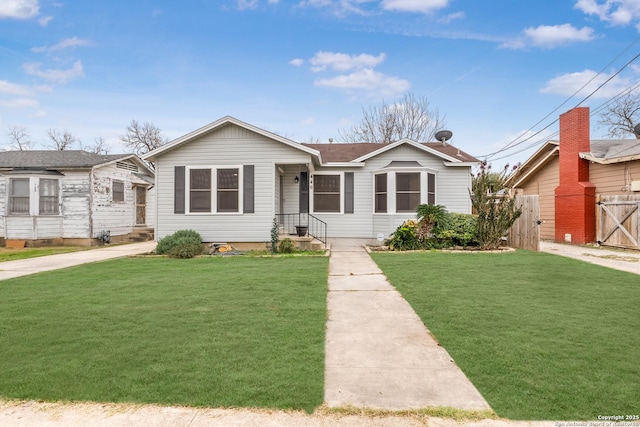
[[597, 195, 640, 250], [508, 195, 540, 251]]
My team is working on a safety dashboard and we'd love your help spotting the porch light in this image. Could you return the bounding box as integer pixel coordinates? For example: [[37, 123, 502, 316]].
[[294, 175, 299, 183]]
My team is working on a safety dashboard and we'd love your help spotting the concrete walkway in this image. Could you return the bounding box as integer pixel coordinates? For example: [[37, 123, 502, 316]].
[[324, 242, 490, 411], [0, 241, 157, 281]]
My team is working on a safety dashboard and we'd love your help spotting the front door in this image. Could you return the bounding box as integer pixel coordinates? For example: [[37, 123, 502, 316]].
[[135, 186, 146, 225], [299, 171, 309, 213]]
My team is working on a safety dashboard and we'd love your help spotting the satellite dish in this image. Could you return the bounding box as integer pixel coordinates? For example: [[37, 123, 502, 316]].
[[435, 130, 453, 146], [634, 123, 640, 136]]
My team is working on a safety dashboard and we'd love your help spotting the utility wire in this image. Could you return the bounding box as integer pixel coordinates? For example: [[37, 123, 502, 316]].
[[481, 36, 640, 160]]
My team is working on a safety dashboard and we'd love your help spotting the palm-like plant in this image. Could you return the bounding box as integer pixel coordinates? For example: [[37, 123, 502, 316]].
[[416, 204, 448, 241]]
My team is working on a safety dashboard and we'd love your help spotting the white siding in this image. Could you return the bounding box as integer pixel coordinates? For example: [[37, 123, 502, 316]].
[[312, 144, 473, 239], [0, 179, 5, 237], [91, 163, 140, 237], [61, 171, 91, 238], [155, 124, 312, 242]]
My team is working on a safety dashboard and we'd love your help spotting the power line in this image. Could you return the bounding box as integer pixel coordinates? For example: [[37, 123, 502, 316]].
[[480, 36, 640, 160]]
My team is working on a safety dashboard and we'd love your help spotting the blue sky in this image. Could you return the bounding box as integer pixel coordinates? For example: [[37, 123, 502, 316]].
[[2, 0, 640, 165]]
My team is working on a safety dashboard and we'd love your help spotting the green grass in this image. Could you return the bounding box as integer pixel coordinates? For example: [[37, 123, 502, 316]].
[[370, 251, 640, 420], [0, 256, 329, 413], [0, 246, 87, 262]]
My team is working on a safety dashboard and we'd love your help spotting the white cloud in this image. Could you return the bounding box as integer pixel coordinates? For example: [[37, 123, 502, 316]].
[[314, 68, 410, 96], [0, 80, 35, 97], [575, 0, 640, 25], [310, 51, 386, 72], [289, 58, 305, 67], [438, 11, 464, 24], [0, 97, 39, 109], [0, 0, 39, 19], [502, 24, 595, 49], [541, 69, 630, 99], [297, 0, 374, 16], [237, 0, 259, 9], [301, 116, 315, 125], [382, 0, 449, 13], [23, 61, 84, 84], [31, 37, 91, 53], [38, 15, 52, 26]]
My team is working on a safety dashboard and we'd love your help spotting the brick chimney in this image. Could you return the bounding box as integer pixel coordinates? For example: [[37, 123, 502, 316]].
[[554, 107, 596, 244]]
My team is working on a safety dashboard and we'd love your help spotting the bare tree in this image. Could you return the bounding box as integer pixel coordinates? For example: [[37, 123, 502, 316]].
[[599, 91, 640, 139], [47, 128, 78, 150], [6, 125, 33, 151], [80, 137, 109, 154], [120, 120, 168, 156], [338, 93, 446, 143]]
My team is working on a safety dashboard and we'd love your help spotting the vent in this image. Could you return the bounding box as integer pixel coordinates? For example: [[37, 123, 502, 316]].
[[631, 181, 640, 192], [116, 161, 138, 172]]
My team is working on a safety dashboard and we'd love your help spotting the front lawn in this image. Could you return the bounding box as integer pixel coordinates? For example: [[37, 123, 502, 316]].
[[370, 251, 640, 420], [0, 256, 328, 413]]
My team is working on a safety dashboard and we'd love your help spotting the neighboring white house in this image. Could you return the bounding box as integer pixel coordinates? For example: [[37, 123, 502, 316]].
[[143, 116, 478, 247], [0, 150, 155, 246]]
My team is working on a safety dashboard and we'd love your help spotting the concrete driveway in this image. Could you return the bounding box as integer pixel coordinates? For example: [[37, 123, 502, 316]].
[[540, 241, 640, 275], [0, 241, 156, 281]]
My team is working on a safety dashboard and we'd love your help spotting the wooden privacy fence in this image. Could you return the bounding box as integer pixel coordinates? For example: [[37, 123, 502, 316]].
[[508, 195, 540, 251], [597, 194, 640, 250]]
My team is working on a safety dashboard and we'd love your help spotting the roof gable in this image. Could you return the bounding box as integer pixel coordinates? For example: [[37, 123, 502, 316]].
[[143, 116, 321, 161], [303, 139, 479, 164]]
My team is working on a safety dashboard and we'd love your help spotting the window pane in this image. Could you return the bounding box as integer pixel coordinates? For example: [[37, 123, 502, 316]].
[[314, 175, 340, 212], [315, 175, 340, 192], [396, 173, 420, 191], [375, 173, 387, 213], [11, 179, 29, 196], [190, 169, 211, 190], [40, 179, 59, 215], [217, 169, 238, 190], [10, 179, 29, 214], [315, 194, 340, 212], [375, 174, 387, 192], [190, 192, 211, 212], [217, 191, 239, 212], [113, 180, 124, 202], [396, 193, 421, 212], [375, 194, 387, 213]]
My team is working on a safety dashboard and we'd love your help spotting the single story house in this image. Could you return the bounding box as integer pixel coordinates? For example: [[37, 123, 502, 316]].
[[143, 116, 478, 247], [0, 150, 155, 246], [506, 106, 640, 246]]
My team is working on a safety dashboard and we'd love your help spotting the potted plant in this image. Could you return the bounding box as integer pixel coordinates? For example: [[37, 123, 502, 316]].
[[295, 225, 308, 237]]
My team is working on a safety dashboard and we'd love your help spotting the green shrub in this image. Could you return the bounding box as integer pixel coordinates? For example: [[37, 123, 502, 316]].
[[278, 238, 295, 254], [434, 213, 479, 247], [387, 220, 423, 251], [156, 229, 202, 255], [167, 239, 204, 259]]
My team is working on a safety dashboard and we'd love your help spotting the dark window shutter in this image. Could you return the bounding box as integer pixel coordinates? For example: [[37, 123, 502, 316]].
[[243, 165, 254, 213], [344, 172, 354, 214], [174, 166, 185, 214]]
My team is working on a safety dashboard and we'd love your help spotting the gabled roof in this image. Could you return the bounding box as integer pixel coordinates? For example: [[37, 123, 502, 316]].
[[505, 140, 559, 188], [0, 150, 144, 170], [580, 139, 640, 164], [302, 139, 479, 164], [142, 116, 321, 162]]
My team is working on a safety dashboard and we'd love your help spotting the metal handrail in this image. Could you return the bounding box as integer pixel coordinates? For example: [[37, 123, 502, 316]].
[[276, 213, 327, 245]]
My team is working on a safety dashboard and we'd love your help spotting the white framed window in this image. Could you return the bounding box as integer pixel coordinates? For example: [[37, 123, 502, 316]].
[[112, 180, 125, 202], [9, 178, 30, 214], [8, 177, 60, 216], [186, 166, 242, 214], [313, 173, 341, 213], [373, 170, 436, 214], [39, 178, 60, 215]]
